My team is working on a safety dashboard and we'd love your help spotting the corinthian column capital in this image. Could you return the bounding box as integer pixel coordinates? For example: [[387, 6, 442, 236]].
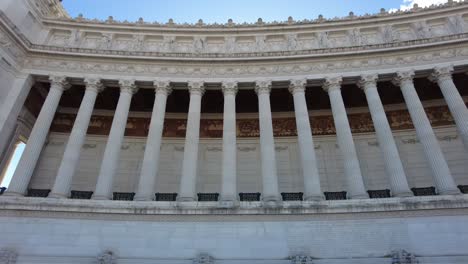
[[222, 81, 238, 96], [429, 66, 454, 82], [154, 79, 172, 95], [254, 79, 272, 95], [49, 75, 71, 91], [322, 76, 342, 93], [188, 80, 205, 96], [288, 79, 307, 94], [118, 79, 138, 94], [84, 77, 104, 93], [392, 71, 415, 86], [358, 74, 378, 90]]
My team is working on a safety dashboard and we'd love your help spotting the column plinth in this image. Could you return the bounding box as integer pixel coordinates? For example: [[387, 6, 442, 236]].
[[393, 71, 460, 195], [92, 80, 138, 200], [255, 80, 282, 207], [219, 81, 239, 208], [4, 76, 70, 197], [289, 79, 323, 201], [134, 80, 171, 201], [177, 81, 205, 202], [323, 77, 369, 199], [359, 75, 413, 198]]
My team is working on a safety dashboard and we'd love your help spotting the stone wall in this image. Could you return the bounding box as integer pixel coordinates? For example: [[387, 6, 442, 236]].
[[29, 125, 468, 194]]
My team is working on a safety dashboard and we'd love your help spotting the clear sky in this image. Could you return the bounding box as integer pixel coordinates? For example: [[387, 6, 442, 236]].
[[62, 0, 450, 24]]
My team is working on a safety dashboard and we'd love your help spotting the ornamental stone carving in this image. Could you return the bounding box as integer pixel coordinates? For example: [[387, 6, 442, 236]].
[[49, 76, 71, 91], [222, 81, 238, 95], [322, 77, 342, 92], [0, 248, 17, 264], [193, 253, 214, 264], [358, 74, 379, 90], [254, 80, 272, 94], [118, 79, 138, 94], [188, 81, 206, 95], [154, 80, 172, 95], [391, 249, 418, 264], [97, 250, 117, 264], [84, 78, 104, 93], [429, 66, 454, 82], [392, 71, 415, 86], [288, 79, 307, 94]]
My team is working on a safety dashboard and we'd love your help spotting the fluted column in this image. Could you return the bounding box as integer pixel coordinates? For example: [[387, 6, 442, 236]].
[[219, 81, 239, 207], [323, 77, 368, 199], [359, 75, 413, 197], [134, 80, 172, 201], [289, 79, 323, 201], [430, 66, 468, 150], [178, 81, 205, 202], [255, 80, 281, 206], [4, 76, 70, 196], [49, 78, 104, 198], [393, 72, 460, 195], [92, 80, 138, 200]]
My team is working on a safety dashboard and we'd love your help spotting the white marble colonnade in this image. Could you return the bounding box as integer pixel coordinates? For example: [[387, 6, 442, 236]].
[[2, 67, 466, 201]]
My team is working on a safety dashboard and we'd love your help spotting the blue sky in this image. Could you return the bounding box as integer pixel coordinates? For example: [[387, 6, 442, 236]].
[[62, 0, 449, 24]]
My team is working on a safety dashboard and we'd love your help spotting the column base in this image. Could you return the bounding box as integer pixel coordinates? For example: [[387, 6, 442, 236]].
[[91, 194, 111, 200], [262, 195, 282, 208], [133, 195, 153, 201], [1, 191, 24, 197], [348, 193, 369, 199], [48, 192, 69, 199], [303, 194, 325, 201], [218, 199, 240, 209], [176, 196, 196, 202], [393, 191, 414, 198], [438, 189, 462, 195]]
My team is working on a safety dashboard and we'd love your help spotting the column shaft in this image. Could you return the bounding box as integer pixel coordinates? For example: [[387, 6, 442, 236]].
[[134, 82, 171, 201], [178, 82, 204, 202], [220, 82, 238, 206], [49, 79, 102, 198], [324, 77, 368, 199], [360, 75, 412, 197], [394, 72, 460, 195], [256, 81, 281, 205], [92, 80, 137, 200], [289, 80, 323, 201], [4, 76, 69, 196], [431, 67, 468, 150]]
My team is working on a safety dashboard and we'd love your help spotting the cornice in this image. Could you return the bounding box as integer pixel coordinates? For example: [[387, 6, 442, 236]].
[[44, 1, 467, 31]]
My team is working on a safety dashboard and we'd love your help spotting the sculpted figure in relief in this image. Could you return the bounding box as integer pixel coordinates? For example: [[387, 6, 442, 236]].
[[99, 33, 113, 49], [287, 34, 298, 50], [411, 21, 431, 39], [194, 37, 205, 53], [348, 28, 362, 46], [447, 15, 466, 34], [225, 36, 236, 53], [317, 32, 329, 48], [132, 35, 145, 51], [256, 35, 267, 51], [380, 25, 398, 43]]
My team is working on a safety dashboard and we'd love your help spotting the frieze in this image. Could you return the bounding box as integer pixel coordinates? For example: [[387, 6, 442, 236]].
[[49, 105, 455, 138]]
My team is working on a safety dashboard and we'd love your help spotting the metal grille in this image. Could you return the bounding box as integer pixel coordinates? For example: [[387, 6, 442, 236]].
[[458, 185, 468, 194], [239, 192, 261, 201], [411, 187, 436, 196], [367, 189, 391, 199], [112, 192, 135, 201], [26, 189, 50, 197], [70, 190, 93, 199], [197, 193, 219, 201], [324, 191, 347, 200], [155, 193, 178, 201], [281, 192, 303, 201]]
